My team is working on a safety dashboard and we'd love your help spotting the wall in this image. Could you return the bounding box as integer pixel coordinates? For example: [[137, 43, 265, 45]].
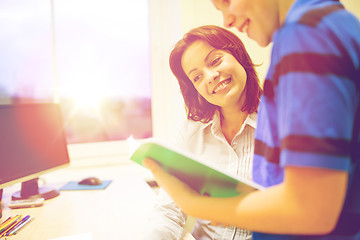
[[342, 0, 360, 19], [148, 0, 183, 141]]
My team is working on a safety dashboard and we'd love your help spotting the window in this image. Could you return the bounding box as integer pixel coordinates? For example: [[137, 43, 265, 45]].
[[0, 0, 152, 143]]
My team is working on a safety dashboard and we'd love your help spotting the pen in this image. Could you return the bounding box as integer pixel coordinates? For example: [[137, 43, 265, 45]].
[[9, 216, 33, 236], [5, 215, 30, 236]]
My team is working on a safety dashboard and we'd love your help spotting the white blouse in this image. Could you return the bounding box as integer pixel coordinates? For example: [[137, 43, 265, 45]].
[[143, 111, 256, 240]]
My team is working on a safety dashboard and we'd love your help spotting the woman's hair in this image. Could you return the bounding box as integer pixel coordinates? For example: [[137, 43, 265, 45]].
[[169, 25, 262, 123]]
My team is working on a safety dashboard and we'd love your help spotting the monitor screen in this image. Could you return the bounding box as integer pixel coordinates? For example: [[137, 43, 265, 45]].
[[0, 103, 70, 200]]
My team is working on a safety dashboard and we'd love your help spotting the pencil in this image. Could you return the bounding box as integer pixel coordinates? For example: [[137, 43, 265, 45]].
[[1, 217, 22, 237], [0, 217, 11, 229], [5, 215, 30, 236], [0, 215, 21, 237]]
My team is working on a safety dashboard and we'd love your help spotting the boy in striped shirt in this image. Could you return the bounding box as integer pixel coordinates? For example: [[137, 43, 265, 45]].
[[144, 0, 360, 239]]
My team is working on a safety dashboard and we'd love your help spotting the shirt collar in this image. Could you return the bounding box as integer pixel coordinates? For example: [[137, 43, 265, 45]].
[[209, 110, 257, 135], [246, 112, 257, 129]]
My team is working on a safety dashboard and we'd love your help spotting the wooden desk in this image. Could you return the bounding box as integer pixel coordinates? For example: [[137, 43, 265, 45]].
[[1, 176, 157, 240]]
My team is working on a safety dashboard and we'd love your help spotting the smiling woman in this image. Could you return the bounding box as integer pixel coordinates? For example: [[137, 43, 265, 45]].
[[0, 0, 152, 143]]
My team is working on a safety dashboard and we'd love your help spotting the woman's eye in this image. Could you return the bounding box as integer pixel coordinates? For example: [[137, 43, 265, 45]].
[[193, 75, 201, 82], [211, 57, 222, 66]]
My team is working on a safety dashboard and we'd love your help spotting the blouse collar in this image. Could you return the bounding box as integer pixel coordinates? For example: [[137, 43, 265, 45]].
[[208, 110, 257, 136]]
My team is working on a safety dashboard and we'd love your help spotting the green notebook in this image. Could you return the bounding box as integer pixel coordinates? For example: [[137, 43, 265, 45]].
[[130, 139, 264, 197]]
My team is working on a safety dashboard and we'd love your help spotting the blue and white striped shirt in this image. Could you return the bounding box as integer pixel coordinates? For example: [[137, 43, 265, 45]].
[[253, 0, 360, 238]]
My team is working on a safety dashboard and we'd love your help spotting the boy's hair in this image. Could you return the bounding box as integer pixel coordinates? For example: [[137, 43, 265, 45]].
[[169, 25, 262, 122]]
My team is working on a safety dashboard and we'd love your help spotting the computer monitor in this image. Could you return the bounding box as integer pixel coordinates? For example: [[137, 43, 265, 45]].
[[0, 103, 70, 200]]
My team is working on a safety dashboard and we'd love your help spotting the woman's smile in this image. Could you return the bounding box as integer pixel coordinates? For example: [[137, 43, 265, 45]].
[[212, 78, 232, 94]]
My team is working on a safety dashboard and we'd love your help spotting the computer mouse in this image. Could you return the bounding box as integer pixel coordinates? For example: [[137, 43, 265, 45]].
[[78, 177, 102, 186]]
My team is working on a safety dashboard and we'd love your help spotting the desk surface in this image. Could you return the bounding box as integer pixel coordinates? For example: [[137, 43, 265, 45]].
[[1, 175, 157, 240]]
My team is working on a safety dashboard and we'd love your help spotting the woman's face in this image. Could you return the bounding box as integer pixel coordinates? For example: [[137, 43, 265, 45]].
[[181, 40, 247, 109], [210, 0, 280, 47]]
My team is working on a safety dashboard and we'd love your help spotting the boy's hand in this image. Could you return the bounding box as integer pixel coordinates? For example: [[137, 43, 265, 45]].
[[143, 158, 200, 210]]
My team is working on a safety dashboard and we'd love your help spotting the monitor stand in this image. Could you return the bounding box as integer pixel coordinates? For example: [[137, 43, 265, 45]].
[[11, 178, 60, 200]]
